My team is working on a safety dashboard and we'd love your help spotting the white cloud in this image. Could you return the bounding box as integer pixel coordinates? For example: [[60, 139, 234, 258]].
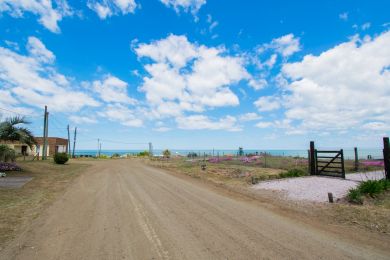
[[69, 116, 98, 124], [92, 75, 137, 104], [27, 37, 55, 63], [339, 12, 348, 21], [0, 0, 72, 33], [279, 30, 390, 132], [248, 34, 299, 91], [98, 104, 143, 127], [248, 78, 267, 90], [176, 115, 241, 131], [264, 54, 277, 68], [136, 34, 197, 68], [0, 89, 18, 105], [261, 34, 301, 58], [239, 113, 262, 122], [134, 34, 249, 117], [255, 121, 273, 128], [87, 0, 137, 19], [0, 37, 99, 112], [361, 22, 371, 31], [207, 14, 218, 31], [362, 122, 390, 131], [254, 96, 281, 112], [154, 126, 171, 132], [159, 0, 206, 15]]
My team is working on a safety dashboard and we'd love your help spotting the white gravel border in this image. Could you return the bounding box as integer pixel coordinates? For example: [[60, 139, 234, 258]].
[[252, 171, 385, 203]]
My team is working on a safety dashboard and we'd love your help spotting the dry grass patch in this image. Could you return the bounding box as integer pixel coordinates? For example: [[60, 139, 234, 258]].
[[0, 160, 88, 249], [147, 158, 285, 187]]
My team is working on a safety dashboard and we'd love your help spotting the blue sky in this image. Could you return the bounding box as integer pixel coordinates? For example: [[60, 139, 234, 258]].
[[0, 0, 390, 150]]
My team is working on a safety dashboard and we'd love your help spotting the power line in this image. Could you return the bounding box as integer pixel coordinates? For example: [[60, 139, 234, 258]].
[[0, 107, 43, 118]]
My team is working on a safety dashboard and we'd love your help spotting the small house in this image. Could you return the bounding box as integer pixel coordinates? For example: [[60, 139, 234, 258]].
[[0, 137, 68, 157]]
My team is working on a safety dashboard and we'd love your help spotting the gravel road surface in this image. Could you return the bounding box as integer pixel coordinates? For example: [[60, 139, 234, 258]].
[[1, 160, 389, 259]]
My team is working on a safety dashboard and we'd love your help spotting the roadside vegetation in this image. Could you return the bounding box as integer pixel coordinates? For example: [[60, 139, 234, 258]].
[[53, 152, 69, 164], [0, 117, 36, 149], [0, 160, 88, 248], [348, 179, 390, 205], [147, 154, 389, 234]]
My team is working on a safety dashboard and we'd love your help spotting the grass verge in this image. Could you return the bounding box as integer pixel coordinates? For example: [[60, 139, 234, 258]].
[[347, 179, 390, 205], [0, 160, 88, 249]]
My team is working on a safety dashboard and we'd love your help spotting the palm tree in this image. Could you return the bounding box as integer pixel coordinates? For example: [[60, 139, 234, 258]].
[[0, 116, 36, 148], [0, 144, 16, 162]]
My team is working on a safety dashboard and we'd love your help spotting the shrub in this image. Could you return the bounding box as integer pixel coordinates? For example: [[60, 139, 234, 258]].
[[358, 180, 385, 197], [0, 162, 21, 171], [279, 168, 307, 178], [138, 151, 150, 157], [347, 188, 363, 204], [163, 149, 171, 158], [380, 179, 390, 190], [187, 152, 198, 158], [54, 152, 69, 164], [0, 144, 16, 162], [111, 153, 121, 158]]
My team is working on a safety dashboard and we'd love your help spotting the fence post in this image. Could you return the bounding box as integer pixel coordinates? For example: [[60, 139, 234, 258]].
[[341, 149, 345, 179], [354, 147, 359, 172], [310, 141, 316, 175], [383, 137, 390, 180]]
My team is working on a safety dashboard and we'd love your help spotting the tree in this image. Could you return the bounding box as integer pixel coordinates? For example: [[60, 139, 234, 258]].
[[0, 144, 16, 162], [163, 149, 171, 158], [0, 116, 36, 148]]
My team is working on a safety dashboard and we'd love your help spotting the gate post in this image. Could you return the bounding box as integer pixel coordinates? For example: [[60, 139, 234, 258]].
[[310, 141, 316, 175], [354, 147, 359, 172], [341, 149, 345, 179], [383, 137, 390, 180]]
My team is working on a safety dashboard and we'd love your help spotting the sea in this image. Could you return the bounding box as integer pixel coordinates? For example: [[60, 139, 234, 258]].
[[74, 148, 384, 160]]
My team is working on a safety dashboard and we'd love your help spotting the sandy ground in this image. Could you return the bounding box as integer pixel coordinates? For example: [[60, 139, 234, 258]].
[[0, 176, 33, 188], [253, 171, 386, 203], [1, 160, 389, 259]]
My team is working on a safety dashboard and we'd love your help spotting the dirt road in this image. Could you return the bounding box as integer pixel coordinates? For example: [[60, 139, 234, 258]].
[[2, 160, 389, 259]]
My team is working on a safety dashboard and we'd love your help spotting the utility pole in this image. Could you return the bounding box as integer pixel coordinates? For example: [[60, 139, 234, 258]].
[[97, 138, 100, 157], [72, 127, 77, 158], [45, 110, 49, 157], [149, 142, 153, 157], [42, 106, 48, 160], [67, 125, 71, 157], [99, 143, 102, 157]]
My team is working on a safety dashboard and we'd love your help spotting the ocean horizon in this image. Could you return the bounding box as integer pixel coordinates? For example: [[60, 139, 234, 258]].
[[74, 148, 384, 160]]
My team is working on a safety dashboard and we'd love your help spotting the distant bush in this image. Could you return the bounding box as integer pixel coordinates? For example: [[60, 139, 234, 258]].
[[54, 152, 69, 164], [0, 144, 16, 162], [187, 152, 198, 158], [111, 153, 121, 158], [347, 188, 363, 204], [163, 149, 171, 158], [279, 168, 307, 178], [137, 151, 150, 157]]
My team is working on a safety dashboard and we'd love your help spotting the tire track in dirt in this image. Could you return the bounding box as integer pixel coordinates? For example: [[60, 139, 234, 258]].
[[1, 159, 389, 260]]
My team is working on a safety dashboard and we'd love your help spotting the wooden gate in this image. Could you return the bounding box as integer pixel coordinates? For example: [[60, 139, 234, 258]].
[[309, 141, 345, 179], [315, 150, 345, 178]]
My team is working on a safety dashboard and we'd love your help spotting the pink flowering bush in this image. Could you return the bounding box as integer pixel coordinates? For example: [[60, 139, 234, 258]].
[[361, 160, 384, 167], [0, 162, 22, 171]]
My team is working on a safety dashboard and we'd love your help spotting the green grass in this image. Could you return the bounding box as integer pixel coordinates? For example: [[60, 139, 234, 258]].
[[347, 179, 390, 204], [279, 168, 307, 178], [347, 188, 364, 204]]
